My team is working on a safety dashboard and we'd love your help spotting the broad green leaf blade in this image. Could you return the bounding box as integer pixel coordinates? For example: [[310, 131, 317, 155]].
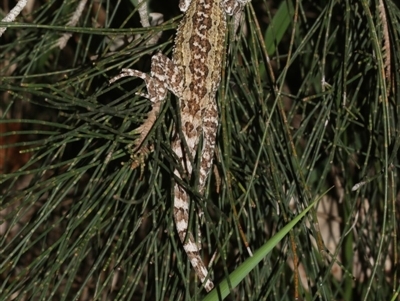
[[203, 194, 324, 301], [264, 0, 294, 57]]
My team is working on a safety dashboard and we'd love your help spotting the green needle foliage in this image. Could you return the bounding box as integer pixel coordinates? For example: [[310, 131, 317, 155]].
[[1, 0, 399, 300]]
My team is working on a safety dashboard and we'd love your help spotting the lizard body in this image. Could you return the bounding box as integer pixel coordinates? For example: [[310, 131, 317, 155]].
[[110, 0, 249, 292]]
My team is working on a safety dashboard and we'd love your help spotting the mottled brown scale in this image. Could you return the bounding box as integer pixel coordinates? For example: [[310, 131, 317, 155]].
[[110, 0, 249, 292], [174, 0, 226, 106], [170, 0, 228, 292]]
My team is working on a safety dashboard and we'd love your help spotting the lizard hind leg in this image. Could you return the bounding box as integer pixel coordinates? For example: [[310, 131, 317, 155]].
[[109, 54, 169, 104], [109, 53, 181, 166], [198, 100, 219, 197], [193, 99, 218, 250]]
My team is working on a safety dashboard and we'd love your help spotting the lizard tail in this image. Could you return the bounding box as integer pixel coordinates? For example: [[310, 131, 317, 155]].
[[173, 183, 214, 292]]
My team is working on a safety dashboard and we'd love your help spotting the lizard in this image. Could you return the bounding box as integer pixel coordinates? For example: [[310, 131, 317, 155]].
[[110, 0, 250, 292]]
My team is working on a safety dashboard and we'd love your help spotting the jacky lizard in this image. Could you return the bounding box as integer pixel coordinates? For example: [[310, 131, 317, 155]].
[[110, 0, 250, 292]]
